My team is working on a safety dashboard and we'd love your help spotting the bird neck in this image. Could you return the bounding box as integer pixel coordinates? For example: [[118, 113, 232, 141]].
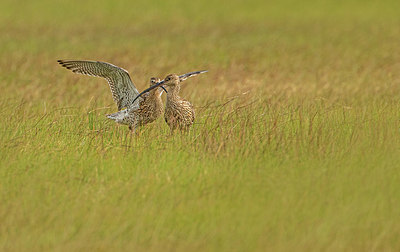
[[167, 84, 180, 100], [142, 89, 157, 102]]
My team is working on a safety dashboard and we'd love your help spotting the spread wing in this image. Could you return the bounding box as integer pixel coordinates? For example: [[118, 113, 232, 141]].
[[179, 70, 208, 82], [58, 60, 141, 110]]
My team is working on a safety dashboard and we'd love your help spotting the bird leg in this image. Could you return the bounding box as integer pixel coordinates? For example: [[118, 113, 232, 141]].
[[129, 124, 138, 135]]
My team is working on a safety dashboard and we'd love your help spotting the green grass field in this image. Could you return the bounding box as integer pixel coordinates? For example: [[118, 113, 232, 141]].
[[1, 0, 400, 251]]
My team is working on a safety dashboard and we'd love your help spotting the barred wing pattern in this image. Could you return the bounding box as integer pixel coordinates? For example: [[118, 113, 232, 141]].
[[58, 60, 141, 110]]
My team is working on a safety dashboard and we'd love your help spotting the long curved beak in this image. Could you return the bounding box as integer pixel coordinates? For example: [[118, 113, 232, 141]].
[[132, 70, 208, 104], [160, 86, 168, 93], [132, 80, 166, 104], [179, 70, 208, 82]]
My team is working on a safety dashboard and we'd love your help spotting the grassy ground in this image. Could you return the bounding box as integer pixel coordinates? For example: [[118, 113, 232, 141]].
[[1, 0, 400, 251]]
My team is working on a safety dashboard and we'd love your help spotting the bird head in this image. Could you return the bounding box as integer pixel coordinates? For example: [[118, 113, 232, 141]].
[[131, 70, 208, 104], [150, 77, 167, 94], [163, 74, 180, 86], [150, 77, 161, 87]]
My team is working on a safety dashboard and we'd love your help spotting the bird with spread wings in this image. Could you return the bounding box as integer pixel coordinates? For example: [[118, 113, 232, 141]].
[[58, 60, 206, 132]]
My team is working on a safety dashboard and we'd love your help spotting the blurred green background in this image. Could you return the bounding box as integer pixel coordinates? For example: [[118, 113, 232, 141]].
[[1, 0, 400, 251]]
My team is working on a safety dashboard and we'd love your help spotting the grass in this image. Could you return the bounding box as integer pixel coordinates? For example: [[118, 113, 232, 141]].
[[1, 0, 400, 251]]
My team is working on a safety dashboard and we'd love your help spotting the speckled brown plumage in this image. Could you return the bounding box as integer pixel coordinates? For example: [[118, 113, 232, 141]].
[[130, 70, 207, 132], [58, 60, 165, 131], [95, 77, 165, 132], [127, 78, 164, 130], [163, 74, 195, 132]]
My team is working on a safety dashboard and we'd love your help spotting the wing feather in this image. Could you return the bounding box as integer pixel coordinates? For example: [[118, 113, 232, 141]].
[[58, 60, 141, 110]]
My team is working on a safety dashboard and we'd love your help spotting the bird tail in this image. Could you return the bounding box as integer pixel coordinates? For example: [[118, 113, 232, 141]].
[[106, 109, 128, 123]]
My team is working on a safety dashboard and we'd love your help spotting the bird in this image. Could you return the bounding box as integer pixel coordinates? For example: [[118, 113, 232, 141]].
[[106, 77, 165, 131], [132, 70, 208, 132], [58, 60, 166, 132]]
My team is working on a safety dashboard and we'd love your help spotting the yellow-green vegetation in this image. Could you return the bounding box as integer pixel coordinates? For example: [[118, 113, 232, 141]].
[[1, 0, 400, 251]]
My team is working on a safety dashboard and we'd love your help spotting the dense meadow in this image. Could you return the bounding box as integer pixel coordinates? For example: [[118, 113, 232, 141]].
[[0, 0, 400, 251]]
